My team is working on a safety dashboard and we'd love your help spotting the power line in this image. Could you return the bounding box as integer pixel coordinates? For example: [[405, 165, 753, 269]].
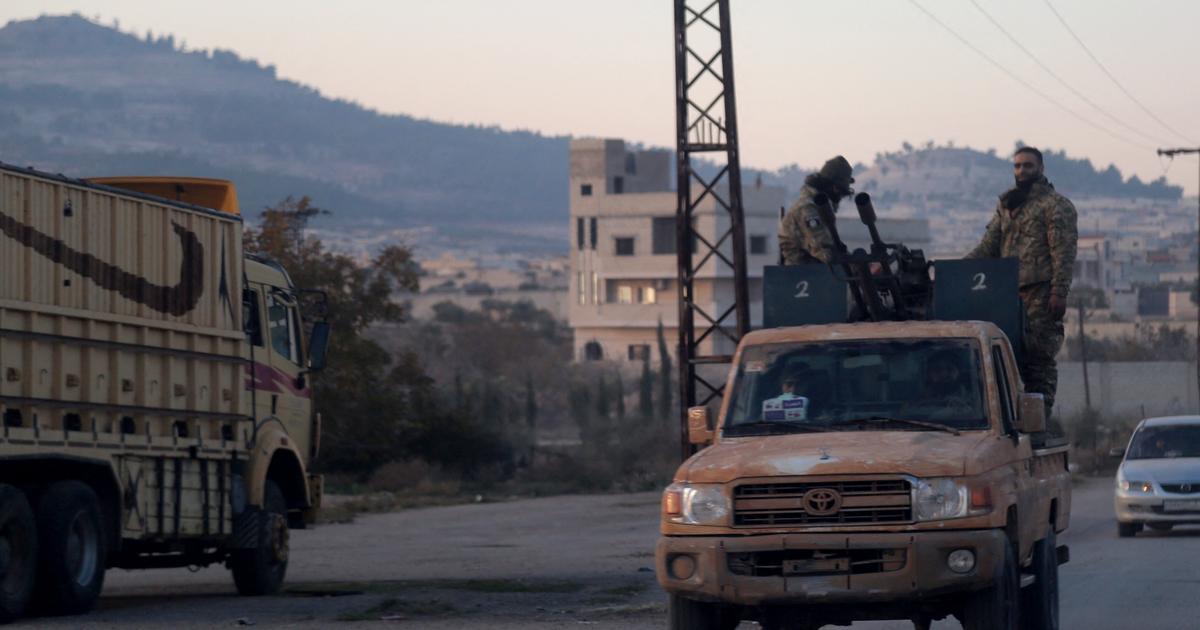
[[968, 0, 1171, 146], [1043, 0, 1197, 145], [906, 0, 1152, 151]]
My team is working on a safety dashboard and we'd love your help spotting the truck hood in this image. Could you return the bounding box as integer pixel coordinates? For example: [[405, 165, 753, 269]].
[[680, 430, 991, 482]]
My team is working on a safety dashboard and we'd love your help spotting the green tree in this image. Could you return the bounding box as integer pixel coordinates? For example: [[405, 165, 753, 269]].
[[639, 355, 654, 418], [615, 372, 626, 420], [656, 320, 673, 421]]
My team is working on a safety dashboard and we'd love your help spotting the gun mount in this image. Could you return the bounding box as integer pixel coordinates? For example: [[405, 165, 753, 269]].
[[764, 194, 1024, 355]]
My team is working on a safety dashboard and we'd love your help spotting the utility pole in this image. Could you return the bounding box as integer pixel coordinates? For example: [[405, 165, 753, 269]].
[[1156, 148, 1200, 405], [673, 0, 750, 460], [1077, 299, 1091, 411]]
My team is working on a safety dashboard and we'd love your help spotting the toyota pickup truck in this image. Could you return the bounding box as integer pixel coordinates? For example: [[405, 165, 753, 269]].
[[657, 320, 1071, 630]]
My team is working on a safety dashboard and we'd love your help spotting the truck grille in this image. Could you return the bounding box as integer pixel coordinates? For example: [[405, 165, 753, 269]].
[[733, 479, 912, 526], [1160, 483, 1200, 494]]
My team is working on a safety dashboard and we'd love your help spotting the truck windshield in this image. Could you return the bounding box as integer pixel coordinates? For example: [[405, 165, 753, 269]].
[[724, 338, 988, 434], [1126, 425, 1200, 460]]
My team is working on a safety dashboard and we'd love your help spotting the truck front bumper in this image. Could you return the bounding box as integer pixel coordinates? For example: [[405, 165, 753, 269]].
[[656, 529, 1006, 606]]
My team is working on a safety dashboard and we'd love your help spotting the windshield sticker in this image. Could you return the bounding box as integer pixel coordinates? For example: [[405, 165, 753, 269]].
[[744, 361, 766, 373], [763, 395, 808, 422]]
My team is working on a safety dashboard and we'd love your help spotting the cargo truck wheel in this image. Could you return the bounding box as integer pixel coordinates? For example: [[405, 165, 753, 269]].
[[959, 538, 1018, 630], [33, 481, 106, 616], [667, 594, 740, 630], [230, 480, 288, 596], [1021, 529, 1059, 630], [1117, 522, 1142, 537], [0, 485, 38, 623]]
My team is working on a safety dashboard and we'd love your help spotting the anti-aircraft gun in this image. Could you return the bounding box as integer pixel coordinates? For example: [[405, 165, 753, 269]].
[[764, 192, 1024, 356]]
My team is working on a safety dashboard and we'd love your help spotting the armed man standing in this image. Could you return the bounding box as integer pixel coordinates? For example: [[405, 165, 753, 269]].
[[967, 146, 1078, 417], [779, 156, 856, 264]]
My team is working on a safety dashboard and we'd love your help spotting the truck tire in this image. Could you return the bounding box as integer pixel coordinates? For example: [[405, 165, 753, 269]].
[[1117, 522, 1142, 537], [230, 480, 288, 596], [1021, 529, 1059, 630], [0, 485, 37, 623], [667, 594, 740, 630], [33, 481, 106, 616], [959, 538, 1019, 630]]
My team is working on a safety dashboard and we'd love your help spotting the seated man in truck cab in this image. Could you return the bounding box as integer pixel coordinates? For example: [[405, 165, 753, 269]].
[[921, 350, 973, 407], [762, 365, 814, 422]]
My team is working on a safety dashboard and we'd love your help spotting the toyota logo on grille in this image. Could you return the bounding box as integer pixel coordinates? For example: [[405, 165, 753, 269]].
[[802, 488, 842, 516]]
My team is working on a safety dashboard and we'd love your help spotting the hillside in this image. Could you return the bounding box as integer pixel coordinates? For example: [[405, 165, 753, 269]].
[[0, 15, 568, 227], [0, 15, 1182, 255]]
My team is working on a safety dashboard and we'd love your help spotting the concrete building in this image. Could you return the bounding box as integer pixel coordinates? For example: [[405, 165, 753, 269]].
[[567, 138, 931, 363]]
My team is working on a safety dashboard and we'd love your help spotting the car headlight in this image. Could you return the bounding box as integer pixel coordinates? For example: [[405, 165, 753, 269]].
[[914, 478, 992, 521], [1118, 478, 1153, 493], [663, 483, 729, 526]]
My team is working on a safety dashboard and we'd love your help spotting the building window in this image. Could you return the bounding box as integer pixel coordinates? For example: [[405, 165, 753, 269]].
[[638, 286, 657, 304], [615, 237, 635, 256], [589, 217, 597, 250], [584, 341, 603, 361], [580, 183, 592, 196], [576, 217, 585, 250], [592, 272, 600, 304], [652, 217, 676, 255], [577, 272, 586, 305], [750, 235, 767, 255], [617, 286, 634, 304], [628, 344, 651, 361], [613, 176, 624, 194], [625, 154, 637, 175]]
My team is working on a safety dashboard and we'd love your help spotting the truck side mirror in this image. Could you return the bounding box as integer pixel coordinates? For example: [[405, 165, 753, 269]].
[[687, 406, 715, 446], [1016, 393, 1046, 433], [307, 322, 330, 372]]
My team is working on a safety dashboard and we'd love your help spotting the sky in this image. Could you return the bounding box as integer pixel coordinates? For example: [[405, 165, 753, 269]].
[[3, 0, 1199, 194]]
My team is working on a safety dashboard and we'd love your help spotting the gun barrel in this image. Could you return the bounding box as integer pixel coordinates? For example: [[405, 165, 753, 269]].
[[854, 192, 877, 224]]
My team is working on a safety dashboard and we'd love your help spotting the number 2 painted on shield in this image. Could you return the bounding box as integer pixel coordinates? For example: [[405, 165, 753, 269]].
[[794, 281, 810, 298], [972, 273, 987, 291]]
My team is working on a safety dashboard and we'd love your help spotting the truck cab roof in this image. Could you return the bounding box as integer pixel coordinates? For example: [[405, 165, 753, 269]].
[[739, 320, 1006, 348]]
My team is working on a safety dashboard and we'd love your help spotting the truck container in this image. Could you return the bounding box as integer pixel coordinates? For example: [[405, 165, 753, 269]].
[[0, 163, 327, 622]]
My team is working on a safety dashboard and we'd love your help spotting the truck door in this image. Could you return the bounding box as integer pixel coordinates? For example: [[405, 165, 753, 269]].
[[992, 342, 1036, 559], [264, 290, 312, 456]]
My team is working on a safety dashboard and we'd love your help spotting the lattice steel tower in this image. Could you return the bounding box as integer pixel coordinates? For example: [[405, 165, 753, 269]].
[[673, 0, 749, 459]]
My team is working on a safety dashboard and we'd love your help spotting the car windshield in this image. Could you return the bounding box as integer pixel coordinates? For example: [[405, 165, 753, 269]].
[[1126, 424, 1200, 460], [724, 338, 988, 435]]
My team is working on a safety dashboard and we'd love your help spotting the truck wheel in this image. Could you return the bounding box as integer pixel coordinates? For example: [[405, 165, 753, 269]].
[[959, 538, 1018, 630], [1021, 529, 1059, 630], [667, 594, 741, 630], [1117, 522, 1142, 537], [33, 481, 106, 616], [0, 485, 37, 623], [230, 480, 288, 596]]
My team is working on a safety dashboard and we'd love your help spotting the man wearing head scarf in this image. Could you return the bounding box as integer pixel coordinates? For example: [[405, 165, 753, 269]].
[[778, 156, 855, 265], [966, 146, 1078, 417]]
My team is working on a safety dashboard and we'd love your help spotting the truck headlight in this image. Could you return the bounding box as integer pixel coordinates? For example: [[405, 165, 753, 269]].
[[663, 483, 729, 526], [914, 478, 991, 521]]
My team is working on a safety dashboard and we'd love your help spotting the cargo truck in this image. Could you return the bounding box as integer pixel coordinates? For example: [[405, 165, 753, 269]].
[[0, 163, 328, 621]]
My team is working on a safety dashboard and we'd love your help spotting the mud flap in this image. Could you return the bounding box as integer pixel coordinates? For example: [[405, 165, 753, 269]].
[[1055, 545, 1070, 566]]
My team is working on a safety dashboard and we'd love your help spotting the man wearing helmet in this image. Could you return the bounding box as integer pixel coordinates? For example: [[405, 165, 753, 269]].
[[778, 155, 855, 265]]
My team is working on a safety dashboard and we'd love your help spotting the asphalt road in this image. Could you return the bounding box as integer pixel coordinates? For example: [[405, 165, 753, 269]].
[[16, 476, 1200, 629]]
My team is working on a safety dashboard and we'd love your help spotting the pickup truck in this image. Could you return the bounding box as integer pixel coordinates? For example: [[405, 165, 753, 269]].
[[656, 320, 1071, 630]]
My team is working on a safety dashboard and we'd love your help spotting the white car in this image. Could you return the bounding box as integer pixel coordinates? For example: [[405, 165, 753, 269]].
[[1113, 415, 1200, 536]]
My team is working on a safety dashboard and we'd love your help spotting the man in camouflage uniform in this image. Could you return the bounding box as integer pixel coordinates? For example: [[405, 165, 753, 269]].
[[967, 146, 1078, 417], [779, 156, 855, 264]]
